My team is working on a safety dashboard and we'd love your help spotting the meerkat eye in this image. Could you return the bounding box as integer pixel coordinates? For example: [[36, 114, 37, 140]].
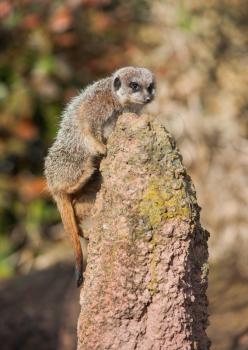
[[147, 83, 155, 94], [129, 82, 140, 92]]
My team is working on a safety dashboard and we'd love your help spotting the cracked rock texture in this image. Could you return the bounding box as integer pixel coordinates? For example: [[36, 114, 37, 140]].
[[77, 113, 210, 350]]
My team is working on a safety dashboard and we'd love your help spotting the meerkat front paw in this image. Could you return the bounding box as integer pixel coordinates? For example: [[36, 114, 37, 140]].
[[96, 143, 107, 156]]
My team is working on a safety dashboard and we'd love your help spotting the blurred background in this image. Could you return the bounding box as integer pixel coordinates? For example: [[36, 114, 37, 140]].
[[0, 0, 247, 349]]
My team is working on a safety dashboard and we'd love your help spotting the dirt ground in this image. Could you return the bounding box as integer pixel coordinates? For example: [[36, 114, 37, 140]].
[[0, 260, 247, 350]]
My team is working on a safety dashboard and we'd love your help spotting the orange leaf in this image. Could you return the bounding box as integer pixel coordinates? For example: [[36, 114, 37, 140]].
[[13, 120, 38, 141], [49, 6, 72, 33], [53, 33, 77, 47], [22, 14, 40, 30], [17, 176, 48, 201], [0, 1, 12, 19]]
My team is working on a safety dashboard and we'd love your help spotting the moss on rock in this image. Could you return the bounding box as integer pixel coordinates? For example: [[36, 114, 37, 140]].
[[139, 178, 191, 229]]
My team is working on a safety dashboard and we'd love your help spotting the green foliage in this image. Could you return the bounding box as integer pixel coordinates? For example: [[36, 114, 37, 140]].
[[177, 7, 194, 32], [25, 199, 60, 235]]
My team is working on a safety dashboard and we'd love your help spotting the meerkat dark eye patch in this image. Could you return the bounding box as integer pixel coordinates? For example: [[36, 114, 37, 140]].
[[129, 82, 140, 92], [147, 82, 155, 94], [113, 77, 121, 90]]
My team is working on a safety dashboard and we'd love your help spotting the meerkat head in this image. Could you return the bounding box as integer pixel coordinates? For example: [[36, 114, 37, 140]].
[[112, 66, 156, 108]]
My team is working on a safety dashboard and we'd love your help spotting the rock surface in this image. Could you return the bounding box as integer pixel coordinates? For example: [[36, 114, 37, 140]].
[[77, 113, 210, 350]]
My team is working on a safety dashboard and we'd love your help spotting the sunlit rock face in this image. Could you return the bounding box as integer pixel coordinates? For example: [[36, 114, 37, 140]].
[[77, 113, 210, 350]]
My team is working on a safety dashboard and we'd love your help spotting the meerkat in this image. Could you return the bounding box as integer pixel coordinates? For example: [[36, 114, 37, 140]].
[[44, 66, 156, 286]]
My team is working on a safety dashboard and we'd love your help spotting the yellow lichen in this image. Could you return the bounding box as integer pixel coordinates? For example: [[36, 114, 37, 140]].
[[139, 179, 191, 229], [148, 232, 159, 294]]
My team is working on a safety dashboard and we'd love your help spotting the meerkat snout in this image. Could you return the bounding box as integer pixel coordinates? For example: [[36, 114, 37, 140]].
[[112, 66, 156, 108]]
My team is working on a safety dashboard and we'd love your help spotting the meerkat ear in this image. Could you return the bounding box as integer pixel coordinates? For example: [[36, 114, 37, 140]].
[[113, 77, 121, 90]]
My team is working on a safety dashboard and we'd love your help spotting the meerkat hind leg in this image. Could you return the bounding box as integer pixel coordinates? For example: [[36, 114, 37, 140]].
[[67, 164, 96, 195], [73, 169, 102, 240], [54, 163, 97, 286]]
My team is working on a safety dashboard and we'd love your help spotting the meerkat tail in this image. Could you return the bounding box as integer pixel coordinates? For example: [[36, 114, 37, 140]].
[[55, 192, 84, 287]]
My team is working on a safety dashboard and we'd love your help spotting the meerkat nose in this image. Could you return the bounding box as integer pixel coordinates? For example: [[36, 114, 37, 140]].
[[145, 96, 151, 103]]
